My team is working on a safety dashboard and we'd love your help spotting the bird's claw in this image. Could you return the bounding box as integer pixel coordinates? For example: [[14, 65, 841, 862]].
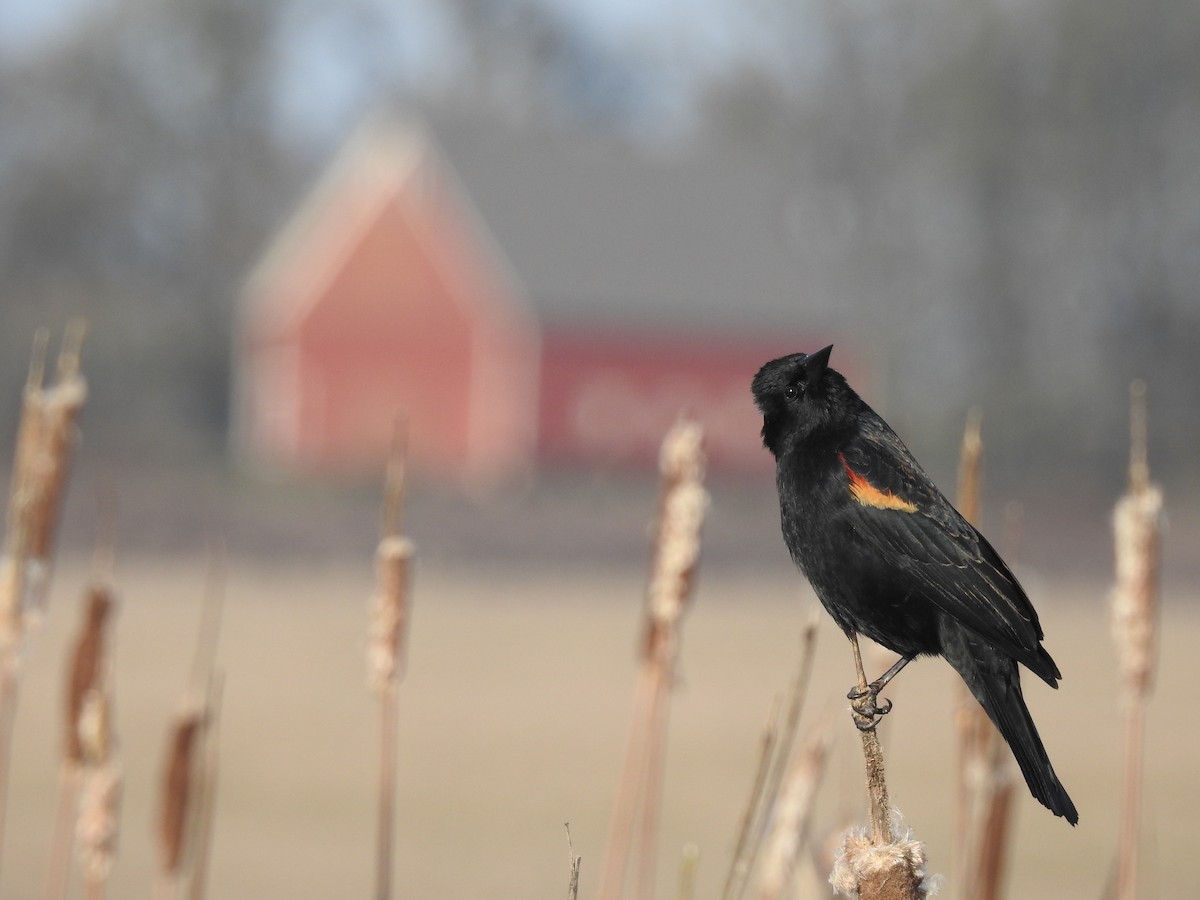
[[847, 682, 893, 731]]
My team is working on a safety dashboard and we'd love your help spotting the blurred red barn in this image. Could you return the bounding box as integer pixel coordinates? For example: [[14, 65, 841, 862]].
[[234, 122, 540, 483], [538, 330, 779, 471], [233, 117, 825, 484]]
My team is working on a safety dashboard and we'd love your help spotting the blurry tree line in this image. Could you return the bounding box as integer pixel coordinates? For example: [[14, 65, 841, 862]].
[[0, 0, 1197, 486]]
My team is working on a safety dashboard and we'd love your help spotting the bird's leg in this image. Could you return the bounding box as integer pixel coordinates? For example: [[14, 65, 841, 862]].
[[846, 636, 911, 731]]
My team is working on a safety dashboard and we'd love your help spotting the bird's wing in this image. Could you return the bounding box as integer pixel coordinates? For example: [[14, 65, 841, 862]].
[[838, 426, 1053, 676]]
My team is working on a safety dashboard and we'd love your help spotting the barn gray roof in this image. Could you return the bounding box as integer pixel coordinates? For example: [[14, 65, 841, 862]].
[[419, 108, 831, 336]]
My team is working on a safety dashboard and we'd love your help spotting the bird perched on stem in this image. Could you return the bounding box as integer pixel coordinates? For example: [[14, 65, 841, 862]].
[[751, 345, 1077, 825]]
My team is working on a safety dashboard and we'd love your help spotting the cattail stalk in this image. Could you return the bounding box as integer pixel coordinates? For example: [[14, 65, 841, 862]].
[[156, 707, 205, 900], [722, 610, 820, 900], [368, 430, 414, 900], [754, 729, 831, 900], [155, 560, 223, 900], [833, 646, 930, 896], [1111, 380, 1162, 900], [951, 408, 1015, 899], [566, 824, 582, 900], [44, 580, 117, 900], [27, 321, 88, 613], [0, 324, 88, 880], [597, 416, 707, 900], [76, 686, 121, 900]]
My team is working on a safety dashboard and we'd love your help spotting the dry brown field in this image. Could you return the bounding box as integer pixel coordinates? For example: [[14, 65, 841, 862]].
[[4, 556, 1196, 899]]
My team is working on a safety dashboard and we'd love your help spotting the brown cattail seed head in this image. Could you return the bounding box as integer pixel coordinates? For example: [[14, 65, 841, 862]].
[[77, 762, 121, 882], [1111, 379, 1162, 699], [368, 536, 414, 694], [159, 708, 204, 875], [1111, 484, 1162, 698], [66, 583, 114, 763], [28, 362, 87, 562], [829, 819, 935, 899], [643, 417, 708, 660]]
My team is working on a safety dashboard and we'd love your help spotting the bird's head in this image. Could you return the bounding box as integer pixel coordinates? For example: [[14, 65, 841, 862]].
[[751, 345, 858, 456]]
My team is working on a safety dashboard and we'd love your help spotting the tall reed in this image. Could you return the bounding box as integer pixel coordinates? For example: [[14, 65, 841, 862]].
[[367, 431, 414, 900], [597, 415, 708, 900], [951, 408, 1015, 900], [1110, 380, 1162, 900], [722, 610, 820, 900], [0, 323, 88, 879], [44, 577, 118, 900], [154, 559, 223, 900]]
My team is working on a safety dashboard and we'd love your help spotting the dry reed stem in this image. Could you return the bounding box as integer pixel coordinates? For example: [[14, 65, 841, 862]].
[[155, 684, 219, 900], [0, 330, 49, 654], [597, 416, 707, 900], [721, 698, 781, 900], [76, 686, 121, 900], [961, 752, 1013, 900], [754, 728, 831, 900], [158, 707, 204, 884], [28, 321, 88, 574], [830, 691, 931, 898], [566, 824, 582, 900], [367, 538, 414, 695], [44, 579, 117, 900], [1111, 380, 1162, 900], [66, 584, 115, 764], [43, 762, 82, 900], [370, 430, 414, 900], [950, 409, 1015, 899], [185, 675, 222, 900], [723, 610, 820, 900], [78, 762, 120, 900], [156, 558, 224, 900], [1, 325, 87, 886], [859, 728, 892, 847]]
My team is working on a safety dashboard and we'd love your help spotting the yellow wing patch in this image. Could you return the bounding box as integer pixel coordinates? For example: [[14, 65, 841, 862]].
[[839, 453, 918, 513]]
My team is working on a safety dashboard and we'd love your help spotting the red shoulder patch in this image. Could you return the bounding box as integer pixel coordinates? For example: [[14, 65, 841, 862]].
[[838, 453, 918, 513]]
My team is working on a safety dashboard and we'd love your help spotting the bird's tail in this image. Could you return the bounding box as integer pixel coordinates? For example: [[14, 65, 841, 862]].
[[956, 649, 1079, 825]]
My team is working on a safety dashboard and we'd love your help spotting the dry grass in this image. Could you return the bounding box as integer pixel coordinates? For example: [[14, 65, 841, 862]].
[[1, 557, 1193, 899]]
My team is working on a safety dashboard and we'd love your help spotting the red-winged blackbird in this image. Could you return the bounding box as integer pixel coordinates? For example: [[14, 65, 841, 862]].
[[752, 345, 1078, 825]]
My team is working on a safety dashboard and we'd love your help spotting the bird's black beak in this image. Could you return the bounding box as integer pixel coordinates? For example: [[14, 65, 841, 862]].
[[804, 345, 833, 382]]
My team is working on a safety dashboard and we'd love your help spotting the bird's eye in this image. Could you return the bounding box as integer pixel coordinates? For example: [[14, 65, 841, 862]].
[[783, 385, 800, 401]]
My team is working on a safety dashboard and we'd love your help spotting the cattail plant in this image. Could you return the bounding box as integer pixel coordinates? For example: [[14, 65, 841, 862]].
[[75, 685, 121, 900], [833, 652, 931, 897], [722, 610, 820, 900], [157, 704, 206, 900], [0, 323, 88, 875], [44, 577, 118, 900], [951, 408, 1015, 900], [597, 415, 708, 900], [154, 561, 224, 900], [566, 825, 582, 900], [367, 429, 414, 900], [753, 728, 831, 900], [1110, 380, 1162, 900]]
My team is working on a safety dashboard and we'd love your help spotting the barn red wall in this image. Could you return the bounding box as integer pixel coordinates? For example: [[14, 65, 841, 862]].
[[538, 330, 807, 472], [293, 189, 476, 474]]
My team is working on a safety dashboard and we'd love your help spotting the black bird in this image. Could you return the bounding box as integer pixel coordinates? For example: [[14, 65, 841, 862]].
[[751, 345, 1077, 825]]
